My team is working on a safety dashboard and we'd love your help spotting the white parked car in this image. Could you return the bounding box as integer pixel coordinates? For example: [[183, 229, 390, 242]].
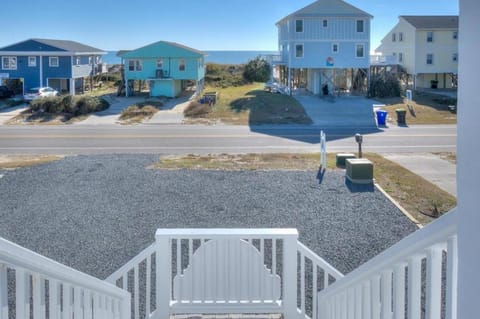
[[23, 87, 59, 101]]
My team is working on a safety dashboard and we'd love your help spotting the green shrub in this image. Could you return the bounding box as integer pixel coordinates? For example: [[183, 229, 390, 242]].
[[369, 74, 401, 98], [28, 95, 109, 115], [243, 57, 271, 83]]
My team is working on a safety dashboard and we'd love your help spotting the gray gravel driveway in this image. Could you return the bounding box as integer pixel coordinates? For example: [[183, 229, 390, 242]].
[[0, 155, 416, 279]]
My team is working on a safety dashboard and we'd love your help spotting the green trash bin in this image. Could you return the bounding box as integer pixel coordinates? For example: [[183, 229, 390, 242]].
[[396, 108, 407, 125]]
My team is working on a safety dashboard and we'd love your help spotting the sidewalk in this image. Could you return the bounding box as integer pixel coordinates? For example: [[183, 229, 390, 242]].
[[383, 153, 457, 197]]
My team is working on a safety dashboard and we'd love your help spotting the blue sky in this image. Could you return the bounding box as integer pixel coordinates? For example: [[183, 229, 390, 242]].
[[0, 0, 458, 52]]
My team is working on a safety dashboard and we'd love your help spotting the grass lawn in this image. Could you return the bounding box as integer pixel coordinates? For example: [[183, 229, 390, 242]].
[[0, 155, 63, 169], [152, 152, 456, 226], [374, 91, 457, 125], [184, 83, 312, 125]]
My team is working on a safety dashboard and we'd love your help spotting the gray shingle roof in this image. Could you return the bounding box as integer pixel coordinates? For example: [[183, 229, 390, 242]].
[[401, 16, 459, 29], [32, 38, 105, 53]]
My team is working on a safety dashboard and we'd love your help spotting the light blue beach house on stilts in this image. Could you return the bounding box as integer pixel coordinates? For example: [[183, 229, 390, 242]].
[[120, 41, 205, 98]]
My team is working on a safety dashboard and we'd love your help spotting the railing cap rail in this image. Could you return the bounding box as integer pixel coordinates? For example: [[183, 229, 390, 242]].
[[155, 228, 299, 237], [0, 237, 129, 299]]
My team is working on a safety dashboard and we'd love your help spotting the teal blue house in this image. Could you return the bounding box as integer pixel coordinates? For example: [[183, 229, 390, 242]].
[[120, 41, 205, 98]]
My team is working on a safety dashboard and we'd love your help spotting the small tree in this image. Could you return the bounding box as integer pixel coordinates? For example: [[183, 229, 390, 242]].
[[368, 74, 401, 98], [243, 57, 271, 83]]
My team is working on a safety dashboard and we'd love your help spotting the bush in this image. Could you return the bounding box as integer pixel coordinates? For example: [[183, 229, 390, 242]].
[[368, 74, 401, 98], [28, 95, 109, 116], [243, 57, 271, 83], [205, 63, 247, 88], [184, 101, 212, 117]]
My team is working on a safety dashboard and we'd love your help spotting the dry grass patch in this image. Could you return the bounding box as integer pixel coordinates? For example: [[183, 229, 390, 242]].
[[184, 83, 312, 125], [152, 152, 456, 226], [375, 91, 457, 125], [119, 101, 163, 124], [433, 152, 457, 164], [0, 155, 63, 169]]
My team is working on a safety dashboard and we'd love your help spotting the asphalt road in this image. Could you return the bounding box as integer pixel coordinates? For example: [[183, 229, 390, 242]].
[[0, 124, 456, 155]]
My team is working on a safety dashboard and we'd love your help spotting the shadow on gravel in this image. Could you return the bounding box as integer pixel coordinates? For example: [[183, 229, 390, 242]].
[[316, 168, 326, 184], [345, 180, 374, 193]]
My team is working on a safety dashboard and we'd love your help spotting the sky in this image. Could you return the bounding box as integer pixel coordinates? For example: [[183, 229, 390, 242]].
[[0, 0, 458, 52]]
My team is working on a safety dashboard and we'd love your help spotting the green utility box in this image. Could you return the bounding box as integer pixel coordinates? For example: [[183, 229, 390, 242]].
[[346, 158, 374, 184], [336, 153, 356, 166]]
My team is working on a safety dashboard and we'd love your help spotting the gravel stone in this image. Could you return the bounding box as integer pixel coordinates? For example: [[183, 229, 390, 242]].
[[0, 154, 417, 279]]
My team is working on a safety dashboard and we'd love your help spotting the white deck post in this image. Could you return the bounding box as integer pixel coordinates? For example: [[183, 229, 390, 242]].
[[282, 231, 299, 319], [156, 231, 172, 319]]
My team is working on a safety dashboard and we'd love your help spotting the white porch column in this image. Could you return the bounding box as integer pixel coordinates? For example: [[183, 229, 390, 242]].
[[457, 1, 480, 319], [70, 79, 75, 96]]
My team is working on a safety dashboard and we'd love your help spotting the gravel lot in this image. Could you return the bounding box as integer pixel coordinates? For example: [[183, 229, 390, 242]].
[[0, 155, 417, 279]]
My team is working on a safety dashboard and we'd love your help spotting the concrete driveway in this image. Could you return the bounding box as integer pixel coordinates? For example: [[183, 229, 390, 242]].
[[294, 95, 378, 128]]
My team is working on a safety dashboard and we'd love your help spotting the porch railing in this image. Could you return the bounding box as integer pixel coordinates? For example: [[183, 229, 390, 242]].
[[106, 228, 343, 319], [318, 209, 458, 319], [0, 236, 130, 319]]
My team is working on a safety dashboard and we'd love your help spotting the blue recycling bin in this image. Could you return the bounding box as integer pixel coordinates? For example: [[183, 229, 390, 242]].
[[376, 110, 388, 125]]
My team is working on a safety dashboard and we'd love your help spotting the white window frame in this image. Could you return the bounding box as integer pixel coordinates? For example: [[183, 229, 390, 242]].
[[128, 59, 142, 71], [157, 59, 163, 69], [355, 44, 365, 58], [331, 43, 339, 54], [28, 56, 37, 67], [179, 59, 186, 71], [427, 31, 434, 42], [323, 19, 328, 28], [356, 20, 364, 33], [426, 53, 434, 65], [453, 53, 458, 62], [295, 44, 304, 58], [392, 33, 396, 42], [399, 32, 404, 41], [2, 56, 17, 70], [49, 56, 59, 67], [295, 19, 304, 33]]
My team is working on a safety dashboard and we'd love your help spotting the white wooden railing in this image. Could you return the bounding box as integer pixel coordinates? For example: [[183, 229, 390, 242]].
[[106, 228, 342, 319], [0, 236, 131, 319], [318, 209, 458, 319]]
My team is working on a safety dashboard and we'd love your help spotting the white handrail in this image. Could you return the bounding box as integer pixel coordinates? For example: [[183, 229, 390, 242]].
[[0, 236, 131, 319], [318, 209, 458, 319]]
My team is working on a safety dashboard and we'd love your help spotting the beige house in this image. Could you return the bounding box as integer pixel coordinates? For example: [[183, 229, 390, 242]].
[[376, 16, 458, 89]]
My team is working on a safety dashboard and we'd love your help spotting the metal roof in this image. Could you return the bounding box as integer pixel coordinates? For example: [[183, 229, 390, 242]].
[[0, 38, 105, 54]]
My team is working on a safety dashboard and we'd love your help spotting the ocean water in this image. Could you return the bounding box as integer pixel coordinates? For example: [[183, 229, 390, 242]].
[[102, 50, 278, 65]]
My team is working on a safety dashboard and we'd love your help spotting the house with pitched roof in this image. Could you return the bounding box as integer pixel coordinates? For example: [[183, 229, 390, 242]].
[[376, 16, 459, 89], [119, 41, 205, 98], [0, 38, 106, 95], [275, 0, 373, 95]]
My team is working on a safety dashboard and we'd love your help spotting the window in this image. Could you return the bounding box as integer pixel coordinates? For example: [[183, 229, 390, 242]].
[[76, 57, 81, 65], [28, 56, 37, 67], [426, 53, 434, 65], [295, 44, 304, 58], [49, 57, 59, 67], [128, 59, 142, 71], [296, 19, 303, 33], [156, 59, 163, 69], [399, 32, 404, 41], [332, 43, 339, 53], [323, 19, 328, 28], [453, 31, 458, 39], [392, 33, 396, 42], [88, 56, 93, 65], [427, 31, 434, 42], [2, 56, 17, 70], [355, 44, 365, 58], [399, 53, 403, 63], [179, 59, 185, 71], [356, 20, 364, 33], [453, 53, 458, 62]]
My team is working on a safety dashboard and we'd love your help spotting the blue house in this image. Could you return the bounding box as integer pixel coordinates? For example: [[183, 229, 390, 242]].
[[276, 0, 373, 95], [0, 38, 106, 95], [120, 41, 205, 98]]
